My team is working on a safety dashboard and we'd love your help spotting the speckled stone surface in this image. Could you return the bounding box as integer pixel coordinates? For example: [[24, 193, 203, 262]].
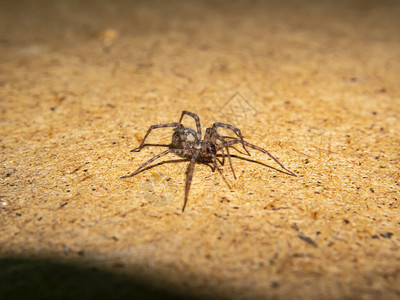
[[1, 0, 399, 299]]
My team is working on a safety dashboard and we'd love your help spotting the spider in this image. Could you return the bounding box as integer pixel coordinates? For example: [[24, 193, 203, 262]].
[[121, 111, 296, 212]]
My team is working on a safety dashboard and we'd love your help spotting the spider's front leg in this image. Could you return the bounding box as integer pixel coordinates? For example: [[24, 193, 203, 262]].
[[217, 139, 297, 177], [212, 122, 250, 156], [205, 162, 232, 190], [202, 129, 218, 172], [131, 122, 185, 152], [242, 141, 297, 176], [182, 154, 198, 212], [205, 127, 237, 179], [216, 135, 237, 179]]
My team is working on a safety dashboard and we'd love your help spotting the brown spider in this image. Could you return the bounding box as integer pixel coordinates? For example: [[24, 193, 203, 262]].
[[121, 111, 296, 212]]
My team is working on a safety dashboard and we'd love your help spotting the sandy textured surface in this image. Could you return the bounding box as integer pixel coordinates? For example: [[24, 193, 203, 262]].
[[1, 0, 400, 299]]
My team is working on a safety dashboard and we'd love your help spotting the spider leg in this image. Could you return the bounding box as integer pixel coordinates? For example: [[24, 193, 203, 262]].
[[182, 154, 198, 212], [120, 149, 172, 178], [242, 141, 297, 176], [130, 143, 170, 151], [216, 154, 292, 176], [205, 163, 232, 190], [215, 138, 244, 150], [204, 127, 236, 179], [228, 145, 249, 156], [212, 153, 217, 172], [218, 148, 225, 166], [131, 123, 184, 152], [124, 158, 189, 177], [179, 111, 202, 140], [212, 122, 251, 155], [220, 136, 251, 156], [212, 132, 237, 179], [218, 139, 296, 177]]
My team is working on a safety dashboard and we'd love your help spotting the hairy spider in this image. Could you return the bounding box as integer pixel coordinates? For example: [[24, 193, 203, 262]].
[[121, 111, 296, 212]]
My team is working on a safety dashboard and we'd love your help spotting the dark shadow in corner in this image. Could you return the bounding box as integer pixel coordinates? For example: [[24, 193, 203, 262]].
[[0, 257, 195, 300]]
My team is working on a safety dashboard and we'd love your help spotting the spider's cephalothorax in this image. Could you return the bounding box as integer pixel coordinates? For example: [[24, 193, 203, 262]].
[[121, 111, 296, 212]]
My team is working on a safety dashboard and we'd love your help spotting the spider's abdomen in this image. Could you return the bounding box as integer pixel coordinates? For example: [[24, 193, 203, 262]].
[[172, 127, 200, 149]]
